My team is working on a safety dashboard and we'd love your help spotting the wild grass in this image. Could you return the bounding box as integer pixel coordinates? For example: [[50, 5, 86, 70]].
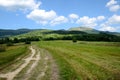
[[35, 41, 120, 80], [0, 45, 6, 52], [0, 45, 27, 69]]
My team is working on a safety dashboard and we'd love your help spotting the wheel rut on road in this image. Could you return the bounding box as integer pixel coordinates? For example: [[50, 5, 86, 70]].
[[0, 46, 59, 80]]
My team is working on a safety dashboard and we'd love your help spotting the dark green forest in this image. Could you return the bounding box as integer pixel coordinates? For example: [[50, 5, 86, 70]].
[[0, 28, 120, 44], [0, 31, 120, 45]]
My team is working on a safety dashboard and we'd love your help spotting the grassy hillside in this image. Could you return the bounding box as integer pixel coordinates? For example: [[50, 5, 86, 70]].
[[35, 41, 120, 80], [69, 27, 100, 34], [12, 29, 86, 40], [13, 29, 53, 38], [11, 30, 120, 42], [10, 27, 120, 42], [12, 27, 97, 38], [69, 27, 120, 36]]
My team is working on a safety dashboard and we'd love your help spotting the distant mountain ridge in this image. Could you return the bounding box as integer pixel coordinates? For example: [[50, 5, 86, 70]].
[[0, 29, 34, 37], [69, 27, 100, 34], [69, 27, 120, 36], [0, 27, 120, 38], [69, 27, 94, 31]]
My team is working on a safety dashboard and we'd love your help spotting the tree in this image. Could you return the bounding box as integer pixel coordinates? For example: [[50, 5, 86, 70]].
[[6, 42, 14, 46], [25, 41, 31, 44], [0, 38, 4, 44], [5, 37, 10, 43], [13, 38, 19, 43]]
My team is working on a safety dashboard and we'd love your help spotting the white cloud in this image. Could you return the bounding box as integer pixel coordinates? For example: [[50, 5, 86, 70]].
[[107, 14, 120, 24], [50, 16, 68, 26], [27, 9, 57, 25], [106, 0, 117, 7], [69, 14, 79, 19], [69, 14, 79, 23], [106, 0, 120, 12], [76, 16, 105, 28], [27, 9, 68, 26], [76, 16, 97, 28], [97, 16, 105, 21], [99, 14, 120, 32], [109, 5, 120, 12], [0, 0, 41, 11], [99, 24, 116, 32]]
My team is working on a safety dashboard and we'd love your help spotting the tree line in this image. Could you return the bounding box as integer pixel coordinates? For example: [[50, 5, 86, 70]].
[[0, 32, 120, 45], [0, 33, 120, 52], [0, 37, 40, 52], [0, 37, 40, 44], [43, 32, 120, 42]]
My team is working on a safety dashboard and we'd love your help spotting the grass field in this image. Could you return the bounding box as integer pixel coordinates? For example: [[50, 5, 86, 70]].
[[0, 45, 28, 69], [35, 41, 120, 80]]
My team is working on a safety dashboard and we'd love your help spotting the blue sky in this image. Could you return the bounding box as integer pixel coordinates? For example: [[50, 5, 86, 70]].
[[0, 0, 120, 32]]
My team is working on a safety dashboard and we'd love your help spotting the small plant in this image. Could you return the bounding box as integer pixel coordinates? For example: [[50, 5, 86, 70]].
[[6, 42, 14, 46], [0, 45, 6, 52], [72, 37, 77, 43]]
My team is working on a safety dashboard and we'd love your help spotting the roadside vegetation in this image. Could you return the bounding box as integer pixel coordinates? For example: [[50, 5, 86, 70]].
[[0, 37, 39, 44], [0, 45, 6, 52], [0, 45, 28, 69], [35, 41, 120, 80]]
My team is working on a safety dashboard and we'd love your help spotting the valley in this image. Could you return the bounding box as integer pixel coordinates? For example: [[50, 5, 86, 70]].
[[0, 0, 120, 80], [0, 41, 120, 80]]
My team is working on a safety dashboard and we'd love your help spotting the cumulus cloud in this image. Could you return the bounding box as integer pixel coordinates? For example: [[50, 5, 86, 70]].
[[99, 24, 116, 32], [97, 16, 105, 21], [27, 9, 57, 25], [69, 14, 79, 19], [106, 0, 120, 12], [69, 14, 79, 23], [109, 5, 120, 12], [50, 16, 68, 26], [0, 0, 41, 11], [76, 16, 105, 28], [106, 0, 117, 7], [27, 9, 68, 26], [76, 16, 97, 28], [107, 14, 120, 24], [99, 14, 120, 32]]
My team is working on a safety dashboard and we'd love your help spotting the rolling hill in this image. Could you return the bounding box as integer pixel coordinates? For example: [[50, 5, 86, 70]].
[[69, 27, 100, 34], [0, 27, 120, 40], [0, 29, 34, 37], [69, 27, 120, 36]]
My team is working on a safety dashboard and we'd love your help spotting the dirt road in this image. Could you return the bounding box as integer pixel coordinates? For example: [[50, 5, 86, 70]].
[[0, 46, 59, 80]]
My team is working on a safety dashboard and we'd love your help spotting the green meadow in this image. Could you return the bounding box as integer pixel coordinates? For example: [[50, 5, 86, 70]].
[[0, 41, 120, 80], [35, 41, 120, 80]]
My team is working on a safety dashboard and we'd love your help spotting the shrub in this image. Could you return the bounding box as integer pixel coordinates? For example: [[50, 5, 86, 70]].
[[25, 41, 31, 44], [72, 37, 77, 43], [0, 45, 6, 52], [6, 42, 14, 46], [13, 38, 19, 43]]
